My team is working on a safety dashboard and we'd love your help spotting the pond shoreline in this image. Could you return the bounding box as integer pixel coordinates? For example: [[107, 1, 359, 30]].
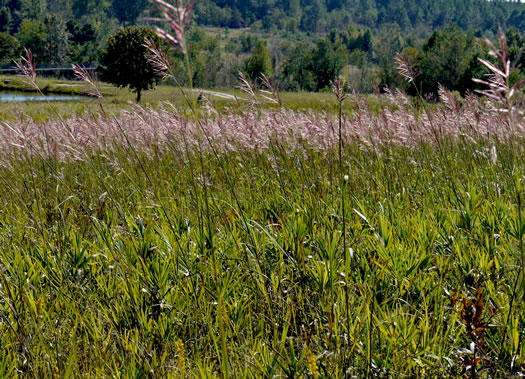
[[0, 75, 105, 98], [0, 84, 93, 97], [0, 91, 86, 102]]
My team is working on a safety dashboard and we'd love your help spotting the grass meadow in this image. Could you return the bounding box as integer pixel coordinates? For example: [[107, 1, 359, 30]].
[[0, 74, 351, 123], [0, 73, 523, 377]]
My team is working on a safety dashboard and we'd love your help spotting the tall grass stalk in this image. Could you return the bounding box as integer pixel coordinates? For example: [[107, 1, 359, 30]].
[[332, 77, 348, 168], [471, 28, 525, 362]]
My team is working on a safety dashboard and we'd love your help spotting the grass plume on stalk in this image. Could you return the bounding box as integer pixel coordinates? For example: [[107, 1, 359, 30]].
[[147, 0, 196, 56], [473, 27, 525, 129], [14, 48, 37, 90], [260, 73, 282, 107], [395, 52, 420, 84], [331, 76, 348, 167], [72, 64, 102, 99], [144, 38, 173, 81]]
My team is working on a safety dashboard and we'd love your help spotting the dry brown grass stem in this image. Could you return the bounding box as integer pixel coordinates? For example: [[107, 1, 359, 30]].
[[237, 72, 257, 100], [260, 73, 282, 106]]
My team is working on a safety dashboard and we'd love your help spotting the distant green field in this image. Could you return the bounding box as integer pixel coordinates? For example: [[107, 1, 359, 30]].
[[0, 75, 377, 121]]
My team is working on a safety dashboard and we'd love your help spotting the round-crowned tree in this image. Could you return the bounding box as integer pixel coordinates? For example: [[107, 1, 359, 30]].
[[100, 26, 161, 102]]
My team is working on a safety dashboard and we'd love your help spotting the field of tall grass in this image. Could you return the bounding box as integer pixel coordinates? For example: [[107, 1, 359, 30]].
[[0, 4, 523, 376], [0, 75, 523, 377]]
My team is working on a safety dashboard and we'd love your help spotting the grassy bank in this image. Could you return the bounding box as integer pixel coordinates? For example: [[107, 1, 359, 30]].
[[0, 75, 383, 121], [0, 90, 523, 377], [0, 75, 195, 121]]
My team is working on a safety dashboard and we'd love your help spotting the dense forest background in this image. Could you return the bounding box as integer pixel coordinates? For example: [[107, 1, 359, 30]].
[[194, 0, 525, 33], [0, 0, 524, 95]]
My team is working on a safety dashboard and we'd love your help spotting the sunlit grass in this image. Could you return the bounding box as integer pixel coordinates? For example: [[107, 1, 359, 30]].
[[0, 74, 389, 121], [0, 87, 523, 376]]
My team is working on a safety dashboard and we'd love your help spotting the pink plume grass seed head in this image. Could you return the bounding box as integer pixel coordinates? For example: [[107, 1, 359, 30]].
[[14, 48, 38, 90], [148, 0, 197, 56]]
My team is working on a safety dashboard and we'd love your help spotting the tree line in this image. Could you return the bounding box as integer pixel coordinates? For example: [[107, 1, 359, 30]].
[[100, 23, 525, 102], [195, 0, 525, 34], [0, 0, 523, 100], [3, 0, 523, 37], [250, 24, 525, 96]]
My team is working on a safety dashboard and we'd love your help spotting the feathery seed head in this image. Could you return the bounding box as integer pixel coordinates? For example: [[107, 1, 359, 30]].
[[72, 64, 102, 98], [144, 38, 172, 80], [148, 0, 197, 55], [331, 77, 348, 102], [395, 52, 420, 83], [14, 48, 38, 90]]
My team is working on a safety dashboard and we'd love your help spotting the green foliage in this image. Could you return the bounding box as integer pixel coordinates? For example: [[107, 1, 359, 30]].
[[0, 6, 13, 33], [0, 113, 523, 375], [14, 15, 70, 64], [111, 0, 148, 25], [282, 42, 316, 91], [239, 32, 257, 53], [0, 0, 522, 98], [193, 0, 525, 34], [19, 0, 46, 20], [72, 0, 110, 19], [66, 19, 100, 63], [67, 19, 96, 45], [311, 38, 347, 90], [42, 14, 70, 64], [100, 26, 161, 102], [15, 18, 47, 62], [376, 23, 406, 89], [338, 26, 373, 55], [283, 36, 347, 91], [245, 40, 272, 82], [416, 24, 486, 95], [0, 31, 19, 64], [300, 0, 327, 33], [187, 29, 223, 88], [507, 27, 525, 77]]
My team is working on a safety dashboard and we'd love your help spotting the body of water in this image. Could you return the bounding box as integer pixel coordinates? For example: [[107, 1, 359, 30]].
[[0, 92, 83, 102]]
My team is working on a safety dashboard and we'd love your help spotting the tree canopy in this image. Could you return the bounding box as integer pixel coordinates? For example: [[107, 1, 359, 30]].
[[245, 40, 272, 82], [193, 0, 525, 34], [100, 26, 161, 102]]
